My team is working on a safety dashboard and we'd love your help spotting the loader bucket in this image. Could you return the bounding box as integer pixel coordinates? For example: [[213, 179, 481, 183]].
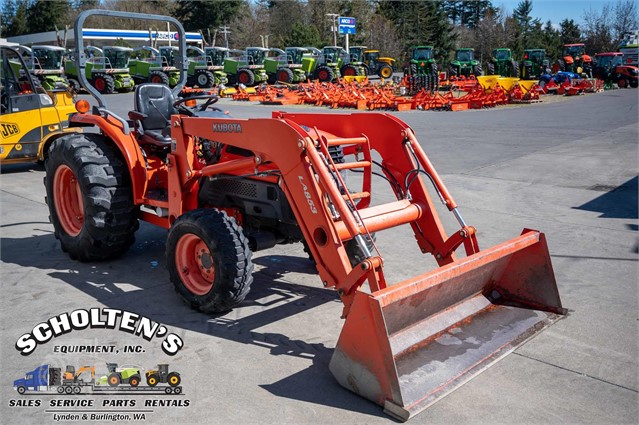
[[330, 230, 565, 422]]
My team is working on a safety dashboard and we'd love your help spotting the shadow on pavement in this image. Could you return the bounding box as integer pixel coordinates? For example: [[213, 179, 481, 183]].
[[0, 229, 384, 418], [575, 176, 638, 219]]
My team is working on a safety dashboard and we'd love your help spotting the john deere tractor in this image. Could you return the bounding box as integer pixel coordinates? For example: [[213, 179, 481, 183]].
[[487, 48, 519, 77], [263, 48, 307, 84], [186, 46, 227, 88], [404, 45, 439, 92], [223, 48, 269, 86], [520, 49, 551, 80], [449, 48, 482, 77], [128, 46, 180, 87], [556, 44, 593, 77], [350, 46, 395, 79], [19, 45, 68, 90], [64, 46, 135, 94]]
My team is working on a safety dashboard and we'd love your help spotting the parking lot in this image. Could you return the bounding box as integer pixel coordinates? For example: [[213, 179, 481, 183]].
[[1, 88, 637, 424]]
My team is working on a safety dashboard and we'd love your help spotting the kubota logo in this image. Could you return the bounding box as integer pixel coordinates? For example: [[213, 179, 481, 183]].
[[298, 176, 317, 214], [213, 123, 242, 133], [1, 122, 20, 138]]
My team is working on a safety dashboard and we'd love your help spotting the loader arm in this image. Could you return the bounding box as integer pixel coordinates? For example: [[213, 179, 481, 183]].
[[170, 111, 564, 421]]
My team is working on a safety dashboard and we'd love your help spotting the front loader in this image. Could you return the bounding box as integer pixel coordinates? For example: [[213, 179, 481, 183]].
[[45, 10, 565, 422]]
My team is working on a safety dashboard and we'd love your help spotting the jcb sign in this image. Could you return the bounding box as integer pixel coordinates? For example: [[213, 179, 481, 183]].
[[1, 122, 20, 138]]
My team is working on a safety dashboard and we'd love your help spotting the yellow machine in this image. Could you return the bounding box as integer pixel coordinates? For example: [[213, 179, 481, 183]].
[[1, 46, 79, 164]]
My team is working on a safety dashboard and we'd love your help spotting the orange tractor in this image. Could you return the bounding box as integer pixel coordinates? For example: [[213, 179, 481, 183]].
[[44, 10, 565, 421]]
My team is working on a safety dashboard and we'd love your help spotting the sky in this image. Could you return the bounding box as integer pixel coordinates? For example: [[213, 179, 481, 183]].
[[496, 0, 612, 25]]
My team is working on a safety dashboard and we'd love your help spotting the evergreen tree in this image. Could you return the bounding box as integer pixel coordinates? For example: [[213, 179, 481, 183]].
[[462, 0, 493, 29], [287, 22, 321, 47], [559, 19, 581, 45], [26, 0, 69, 34], [542, 20, 561, 61], [174, 0, 242, 33], [6, 0, 29, 37], [513, 0, 541, 49]]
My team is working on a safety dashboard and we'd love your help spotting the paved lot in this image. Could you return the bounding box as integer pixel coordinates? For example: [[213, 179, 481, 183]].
[[1, 89, 637, 424]]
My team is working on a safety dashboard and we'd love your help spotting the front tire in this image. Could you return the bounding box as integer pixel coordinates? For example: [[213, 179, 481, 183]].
[[92, 74, 115, 94], [146, 373, 159, 387], [378, 64, 393, 79], [196, 70, 215, 88], [149, 70, 170, 86], [167, 209, 253, 313], [17, 386, 26, 395], [44, 134, 138, 261], [167, 372, 181, 387], [108, 374, 120, 387]]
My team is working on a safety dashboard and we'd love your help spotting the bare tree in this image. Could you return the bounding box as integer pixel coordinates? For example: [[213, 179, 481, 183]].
[[365, 14, 402, 59], [582, 3, 614, 53], [613, 0, 638, 45]]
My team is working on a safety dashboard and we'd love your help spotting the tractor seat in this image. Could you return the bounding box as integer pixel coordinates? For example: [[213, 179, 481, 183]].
[[129, 83, 176, 148]]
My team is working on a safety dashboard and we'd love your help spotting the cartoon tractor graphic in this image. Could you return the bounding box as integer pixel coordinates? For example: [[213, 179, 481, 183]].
[[145, 364, 181, 387]]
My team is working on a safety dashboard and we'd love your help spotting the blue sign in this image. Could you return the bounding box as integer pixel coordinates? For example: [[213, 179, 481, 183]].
[[338, 16, 356, 35]]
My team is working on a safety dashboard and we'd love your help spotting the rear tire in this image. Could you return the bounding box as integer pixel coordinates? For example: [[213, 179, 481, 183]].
[[167, 372, 181, 387], [44, 134, 138, 261], [149, 70, 170, 86], [315, 65, 334, 82], [146, 373, 159, 387], [129, 375, 140, 387], [108, 374, 120, 387], [340, 64, 357, 77], [167, 209, 253, 313], [617, 77, 628, 88], [276, 67, 294, 83], [92, 74, 115, 94], [237, 69, 255, 86], [196, 70, 215, 88], [378, 64, 393, 79], [473, 64, 483, 76]]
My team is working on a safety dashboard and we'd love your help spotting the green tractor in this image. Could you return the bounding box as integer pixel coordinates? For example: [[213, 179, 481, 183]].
[[404, 45, 440, 91], [323, 45, 366, 78], [97, 363, 142, 387], [350, 46, 395, 79], [520, 49, 551, 80], [449, 48, 483, 77], [128, 46, 180, 87], [19, 45, 68, 90], [302, 47, 335, 82], [64, 46, 135, 94], [185, 45, 228, 88], [223, 47, 269, 86], [263, 48, 307, 84], [487, 48, 519, 77]]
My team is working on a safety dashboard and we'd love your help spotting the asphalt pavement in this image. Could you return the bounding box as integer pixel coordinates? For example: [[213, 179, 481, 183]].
[[0, 88, 637, 425]]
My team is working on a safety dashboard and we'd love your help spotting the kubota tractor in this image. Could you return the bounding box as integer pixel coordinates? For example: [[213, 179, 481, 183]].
[[46, 10, 565, 422], [556, 43, 593, 77], [449, 48, 482, 77], [593, 52, 639, 88]]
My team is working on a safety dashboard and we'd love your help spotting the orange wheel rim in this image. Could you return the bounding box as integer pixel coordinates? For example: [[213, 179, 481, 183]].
[[109, 376, 118, 384], [344, 68, 355, 76], [151, 76, 162, 83], [176, 233, 215, 295], [94, 78, 105, 91], [53, 164, 84, 237]]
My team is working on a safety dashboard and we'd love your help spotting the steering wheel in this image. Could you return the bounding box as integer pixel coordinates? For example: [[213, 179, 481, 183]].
[[173, 94, 220, 116]]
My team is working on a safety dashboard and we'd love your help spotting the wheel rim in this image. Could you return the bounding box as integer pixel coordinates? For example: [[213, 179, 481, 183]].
[[94, 78, 105, 91], [197, 74, 208, 86], [176, 233, 215, 296], [169, 376, 179, 385], [381, 67, 392, 78], [319, 70, 328, 80], [151, 75, 162, 84], [344, 67, 355, 76], [278, 71, 288, 81], [619, 78, 627, 87], [53, 165, 84, 237], [239, 72, 248, 84], [109, 376, 118, 385], [149, 377, 157, 386]]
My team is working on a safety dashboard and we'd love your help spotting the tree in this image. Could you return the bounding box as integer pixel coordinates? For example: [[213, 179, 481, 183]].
[[542, 20, 562, 61], [26, 0, 69, 34], [3, 0, 29, 37], [582, 4, 614, 54], [513, 0, 541, 50], [612, 0, 638, 46], [287, 22, 321, 47], [174, 0, 242, 33], [559, 19, 581, 45]]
